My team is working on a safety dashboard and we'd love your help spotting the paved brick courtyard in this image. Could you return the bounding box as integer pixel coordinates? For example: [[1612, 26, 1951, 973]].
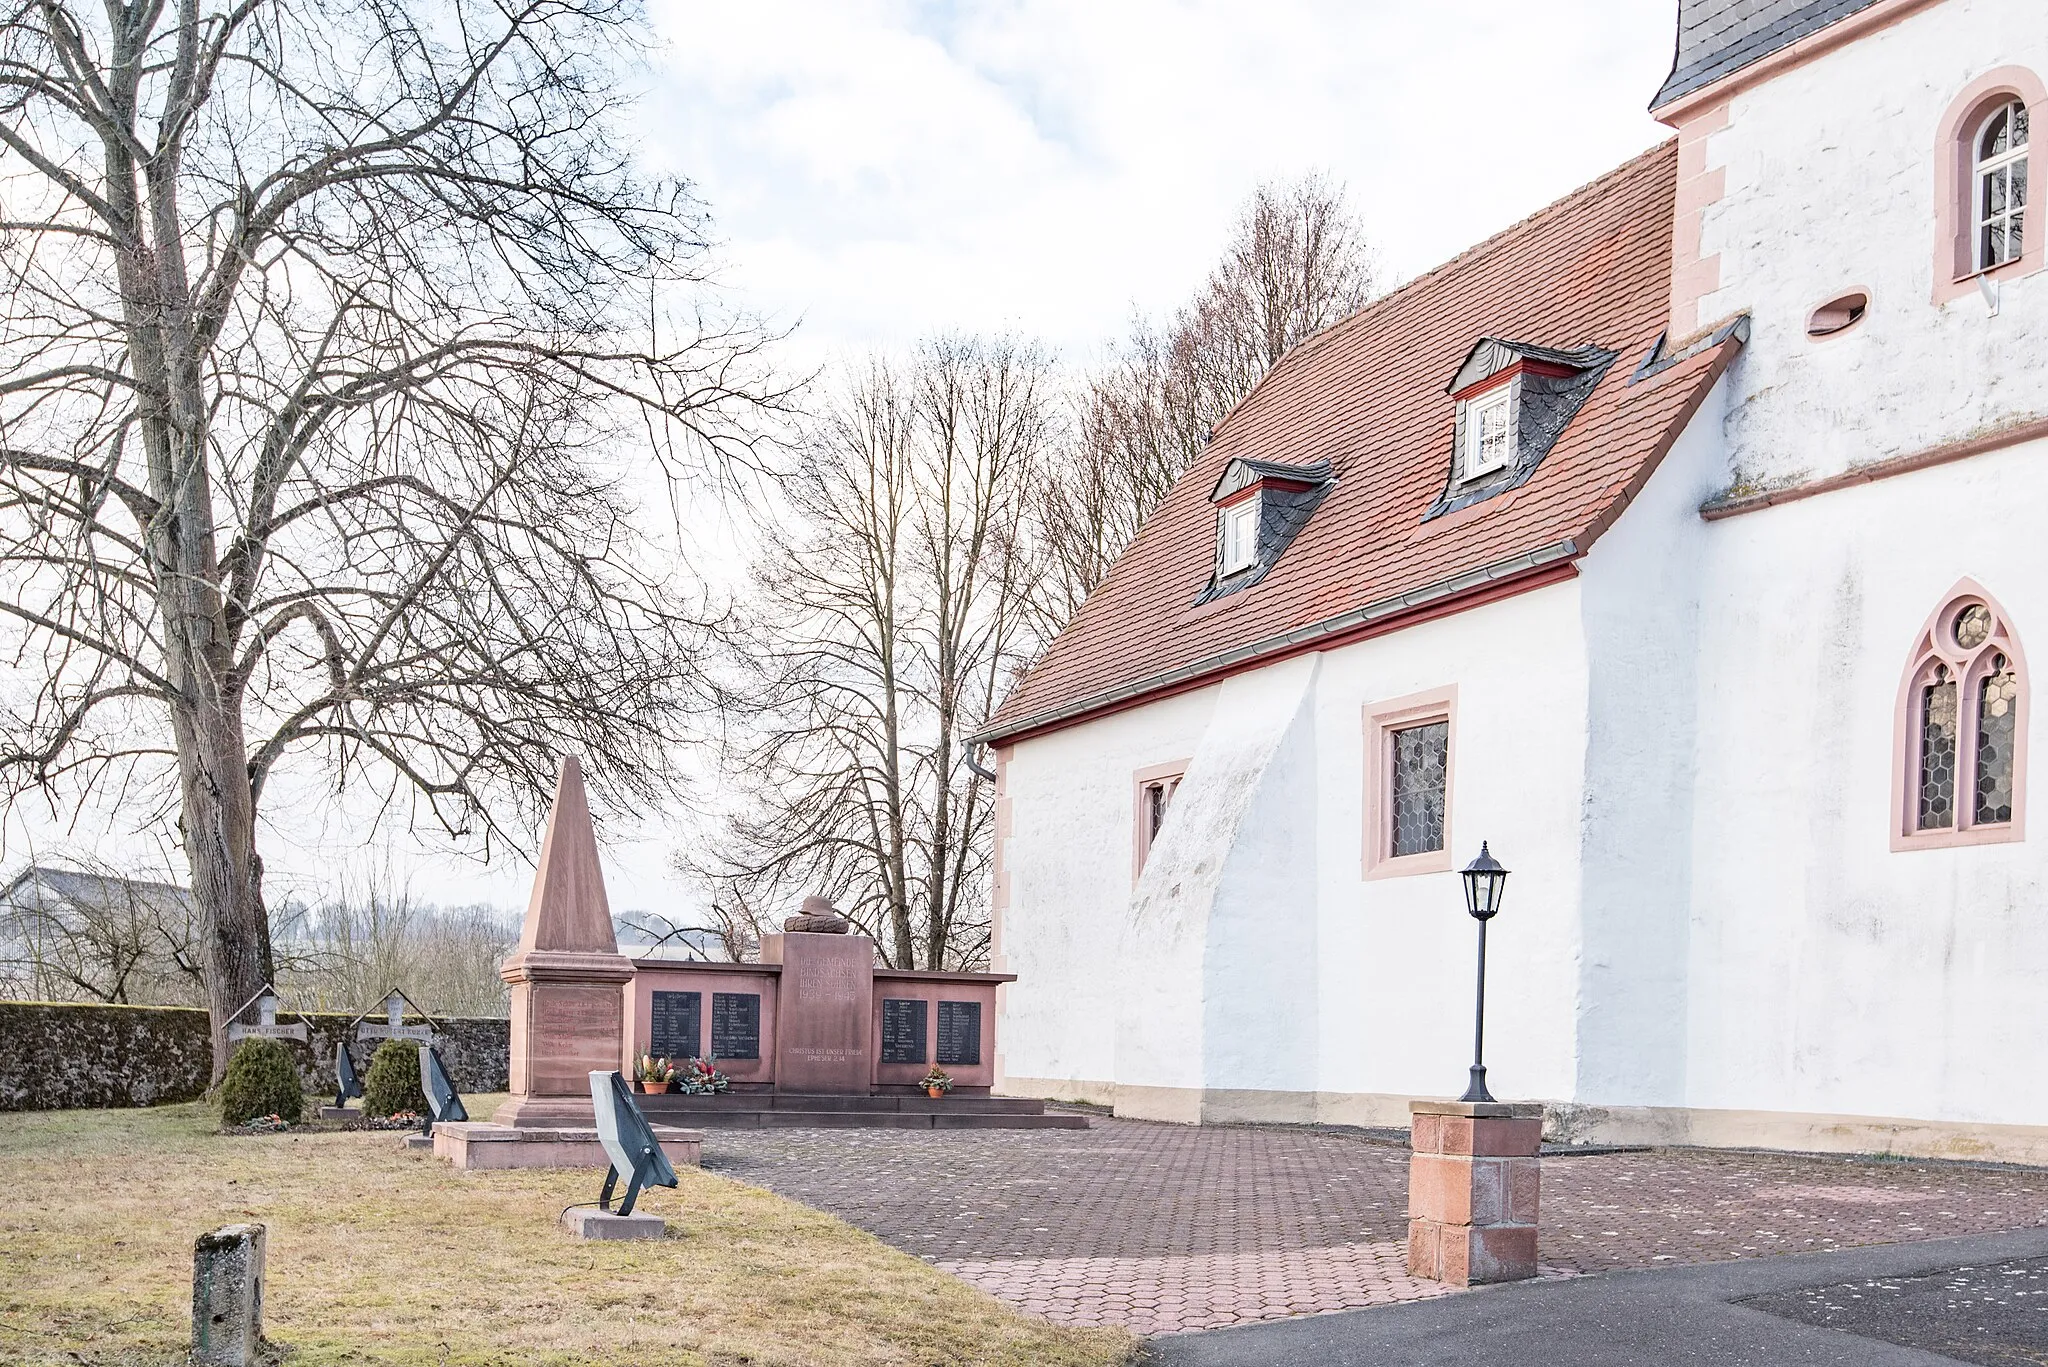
[[702, 1114, 2048, 1336]]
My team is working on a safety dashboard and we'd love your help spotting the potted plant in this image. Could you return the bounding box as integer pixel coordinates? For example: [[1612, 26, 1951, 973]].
[[634, 1054, 676, 1094], [678, 1056, 730, 1095], [921, 1066, 953, 1100]]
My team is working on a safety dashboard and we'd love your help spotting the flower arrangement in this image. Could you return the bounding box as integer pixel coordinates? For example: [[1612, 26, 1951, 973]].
[[920, 1067, 953, 1097], [237, 1113, 294, 1133], [676, 1056, 730, 1095], [635, 1053, 676, 1086], [368, 1109, 421, 1131]]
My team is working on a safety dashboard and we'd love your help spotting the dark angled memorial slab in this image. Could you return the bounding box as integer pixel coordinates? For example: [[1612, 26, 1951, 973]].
[[419, 1044, 469, 1134], [561, 1070, 678, 1239], [333, 1040, 362, 1109]]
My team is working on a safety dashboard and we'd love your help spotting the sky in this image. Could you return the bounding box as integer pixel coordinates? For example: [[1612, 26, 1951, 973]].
[[4, 2, 1684, 922], [640, 1, 1678, 365]]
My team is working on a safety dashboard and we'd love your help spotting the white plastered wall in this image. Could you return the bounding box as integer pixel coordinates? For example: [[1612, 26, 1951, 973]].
[[999, 578, 1594, 1123], [1685, 431, 2048, 1134], [1571, 377, 1726, 1117], [1694, 0, 2048, 491]]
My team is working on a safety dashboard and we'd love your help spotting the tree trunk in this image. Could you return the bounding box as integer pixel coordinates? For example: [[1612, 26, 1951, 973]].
[[171, 698, 275, 1080]]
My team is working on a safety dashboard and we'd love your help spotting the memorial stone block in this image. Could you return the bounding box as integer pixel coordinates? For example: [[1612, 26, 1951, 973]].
[[763, 931, 872, 1093]]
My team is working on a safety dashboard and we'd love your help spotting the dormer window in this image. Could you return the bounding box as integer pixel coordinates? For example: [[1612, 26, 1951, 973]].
[[1462, 386, 1514, 479], [1424, 337, 1618, 523], [1219, 497, 1259, 576], [1196, 457, 1336, 605]]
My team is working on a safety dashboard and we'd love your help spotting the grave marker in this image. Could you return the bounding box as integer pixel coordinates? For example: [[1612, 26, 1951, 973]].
[[357, 989, 435, 1044], [190, 1223, 264, 1367], [226, 987, 308, 1045]]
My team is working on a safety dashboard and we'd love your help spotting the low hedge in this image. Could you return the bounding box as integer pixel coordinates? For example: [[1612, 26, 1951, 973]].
[[219, 1038, 305, 1125], [363, 1038, 427, 1117]]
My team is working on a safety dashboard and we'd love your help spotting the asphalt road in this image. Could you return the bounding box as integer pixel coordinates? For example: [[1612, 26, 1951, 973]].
[[1142, 1229, 2048, 1366]]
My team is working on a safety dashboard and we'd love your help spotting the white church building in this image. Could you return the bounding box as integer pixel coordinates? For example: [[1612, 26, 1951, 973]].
[[977, 0, 2048, 1162]]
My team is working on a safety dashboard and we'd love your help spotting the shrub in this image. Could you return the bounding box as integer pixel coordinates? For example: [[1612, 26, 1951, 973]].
[[219, 1038, 305, 1126], [363, 1038, 427, 1118]]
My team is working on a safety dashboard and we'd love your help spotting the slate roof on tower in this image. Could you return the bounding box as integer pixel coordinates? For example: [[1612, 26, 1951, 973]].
[[1651, 0, 1887, 109], [978, 141, 1745, 746]]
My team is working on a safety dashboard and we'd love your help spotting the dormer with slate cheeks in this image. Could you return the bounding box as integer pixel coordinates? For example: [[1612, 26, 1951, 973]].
[[1423, 339, 1617, 522], [1196, 457, 1334, 605]]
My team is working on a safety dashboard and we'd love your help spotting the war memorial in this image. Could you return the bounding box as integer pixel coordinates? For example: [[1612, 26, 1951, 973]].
[[429, 757, 1079, 1172]]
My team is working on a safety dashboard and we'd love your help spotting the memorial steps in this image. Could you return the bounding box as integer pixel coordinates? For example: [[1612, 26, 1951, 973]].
[[637, 1090, 1089, 1130]]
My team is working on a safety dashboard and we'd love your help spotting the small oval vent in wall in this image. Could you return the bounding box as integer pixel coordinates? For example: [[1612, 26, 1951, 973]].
[[1806, 291, 1869, 338]]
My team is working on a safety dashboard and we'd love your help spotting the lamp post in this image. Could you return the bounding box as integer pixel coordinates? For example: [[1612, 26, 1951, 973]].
[[1458, 842, 1510, 1104]]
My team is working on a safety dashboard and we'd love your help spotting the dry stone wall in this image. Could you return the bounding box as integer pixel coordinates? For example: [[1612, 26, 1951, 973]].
[[0, 1002, 509, 1112]]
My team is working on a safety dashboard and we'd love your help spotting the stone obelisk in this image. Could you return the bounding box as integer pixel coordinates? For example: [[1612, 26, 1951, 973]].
[[492, 756, 634, 1128]]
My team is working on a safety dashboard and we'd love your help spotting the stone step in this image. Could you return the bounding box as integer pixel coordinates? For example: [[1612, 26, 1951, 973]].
[[640, 1092, 1054, 1116], [659, 1108, 1090, 1130], [637, 1091, 1087, 1130]]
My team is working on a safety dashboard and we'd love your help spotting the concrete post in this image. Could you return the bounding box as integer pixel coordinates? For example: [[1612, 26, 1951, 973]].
[[1406, 1099, 1541, 1285], [191, 1223, 265, 1366]]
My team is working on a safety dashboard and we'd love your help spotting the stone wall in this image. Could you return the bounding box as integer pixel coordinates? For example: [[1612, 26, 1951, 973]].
[[0, 1002, 509, 1112]]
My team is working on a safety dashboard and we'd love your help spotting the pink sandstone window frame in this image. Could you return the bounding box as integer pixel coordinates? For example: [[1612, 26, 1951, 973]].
[[1363, 686, 1457, 880], [1132, 758, 1189, 883], [1891, 581, 2028, 851], [1933, 68, 2046, 305]]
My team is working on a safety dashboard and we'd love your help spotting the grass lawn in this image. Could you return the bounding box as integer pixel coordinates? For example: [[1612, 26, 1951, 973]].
[[0, 1099, 1136, 1367]]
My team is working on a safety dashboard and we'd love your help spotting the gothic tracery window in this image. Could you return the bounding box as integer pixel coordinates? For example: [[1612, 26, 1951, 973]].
[[1899, 588, 2027, 847]]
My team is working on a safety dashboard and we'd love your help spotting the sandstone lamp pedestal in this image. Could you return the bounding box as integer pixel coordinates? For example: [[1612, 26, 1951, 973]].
[[1406, 1098, 1542, 1285], [493, 756, 634, 1130]]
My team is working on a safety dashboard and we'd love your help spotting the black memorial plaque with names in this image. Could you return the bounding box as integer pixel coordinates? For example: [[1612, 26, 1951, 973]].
[[880, 998, 928, 1064], [649, 990, 701, 1059], [936, 1000, 981, 1066], [711, 992, 762, 1060]]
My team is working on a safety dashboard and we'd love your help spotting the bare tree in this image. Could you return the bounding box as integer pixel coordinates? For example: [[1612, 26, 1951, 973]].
[[1034, 173, 1378, 627], [0, 0, 788, 1074], [694, 337, 1052, 970], [275, 880, 516, 1018]]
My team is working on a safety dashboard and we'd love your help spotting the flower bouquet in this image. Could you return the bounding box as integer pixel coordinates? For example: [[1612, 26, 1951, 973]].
[[677, 1056, 730, 1095]]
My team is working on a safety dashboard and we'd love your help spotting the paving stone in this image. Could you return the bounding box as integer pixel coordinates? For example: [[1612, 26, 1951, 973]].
[[702, 1116, 2048, 1336]]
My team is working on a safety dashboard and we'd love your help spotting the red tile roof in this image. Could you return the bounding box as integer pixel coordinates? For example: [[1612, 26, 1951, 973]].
[[982, 141, 1742, 745]]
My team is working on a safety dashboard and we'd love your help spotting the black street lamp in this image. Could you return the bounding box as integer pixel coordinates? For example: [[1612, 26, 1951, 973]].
[[1458, 842, 1510, 1104]]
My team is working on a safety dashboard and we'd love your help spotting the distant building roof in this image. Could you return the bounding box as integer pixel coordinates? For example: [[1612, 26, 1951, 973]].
[[0, 865, 193, 913], [1651, 0, 1886, 109], [978, 142, 1744, 747]]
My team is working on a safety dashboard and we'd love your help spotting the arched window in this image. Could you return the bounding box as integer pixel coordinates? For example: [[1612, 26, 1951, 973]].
[[1975, 100, 2030, 270], [1934, 70, 2046, 303], [1894, 584, 2028, 849]]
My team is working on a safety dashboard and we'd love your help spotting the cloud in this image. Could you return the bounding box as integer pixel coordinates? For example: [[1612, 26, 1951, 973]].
[[644, 0, 1677, 364]]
